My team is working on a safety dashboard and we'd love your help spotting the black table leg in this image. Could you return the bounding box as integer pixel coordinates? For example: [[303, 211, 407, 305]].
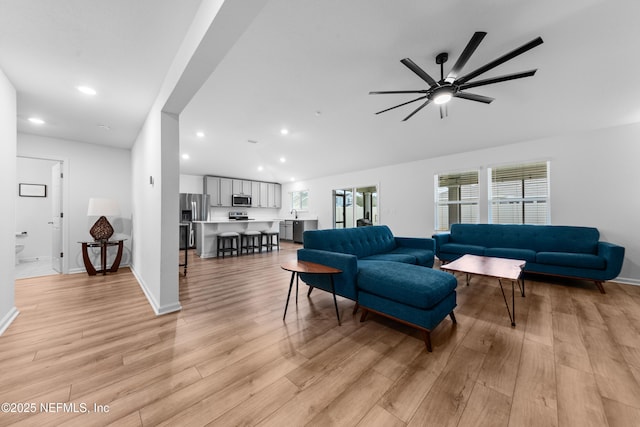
[[283, 272, 296, 321], [330, 275, 341, 326]]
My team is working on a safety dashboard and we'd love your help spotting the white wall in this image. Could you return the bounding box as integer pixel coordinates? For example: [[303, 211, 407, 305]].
[[17, 134, 132, 273], [15, 157, 58, 262], [281, 122, 640, 284], [130, 0, 268, 314], [179, 174, 204, 193], [0, 68, 18, 334]]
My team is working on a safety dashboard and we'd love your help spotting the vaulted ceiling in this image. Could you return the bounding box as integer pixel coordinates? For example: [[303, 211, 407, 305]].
[[3, 0, 639, 183]]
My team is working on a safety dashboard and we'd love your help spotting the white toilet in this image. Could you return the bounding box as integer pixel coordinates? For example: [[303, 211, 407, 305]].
[[15, 232, 26, 264]]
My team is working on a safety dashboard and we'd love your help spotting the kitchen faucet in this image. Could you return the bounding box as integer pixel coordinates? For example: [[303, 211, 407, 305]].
[[290, 209, 298, 219]]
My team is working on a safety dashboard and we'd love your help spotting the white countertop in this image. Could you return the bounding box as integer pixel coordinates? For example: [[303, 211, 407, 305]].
[[194, 219, 279, 224]]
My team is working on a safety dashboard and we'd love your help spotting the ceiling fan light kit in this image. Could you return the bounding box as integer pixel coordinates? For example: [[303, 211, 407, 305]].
[[370, 31, 543, 120]]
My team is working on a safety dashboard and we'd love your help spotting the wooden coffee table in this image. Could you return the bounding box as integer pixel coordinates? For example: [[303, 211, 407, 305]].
[[441, 254, 525, 326], [280, 260, 343, 325]]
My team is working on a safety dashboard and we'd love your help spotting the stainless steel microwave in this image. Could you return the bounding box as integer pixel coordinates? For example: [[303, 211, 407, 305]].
[[232, 194, 252, 207]]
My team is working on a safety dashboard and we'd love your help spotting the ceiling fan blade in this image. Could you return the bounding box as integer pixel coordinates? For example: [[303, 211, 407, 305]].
[[455, 37, 543, 85], [454, 92, 494, 104], [375, 95, 428, 115], [402, 99, 432, 121], [446, 31, 486, 82], [458, 70, 537, 90], [369, 90, 428, 95], [400, 58, 437, 87]]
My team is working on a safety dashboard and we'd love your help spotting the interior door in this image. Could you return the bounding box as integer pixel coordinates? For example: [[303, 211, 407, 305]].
[[51, 162, 63, 273]]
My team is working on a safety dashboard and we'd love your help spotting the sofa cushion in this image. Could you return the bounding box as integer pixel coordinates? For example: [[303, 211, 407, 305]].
[[536, 252, 606, 270], [357, 261, 457, 310], [361, 253, 416, 264], [485, 247, 537, 262], [389, 247, 435, 266], [303, 225, 397, 258], [440, 243, 485, 256]]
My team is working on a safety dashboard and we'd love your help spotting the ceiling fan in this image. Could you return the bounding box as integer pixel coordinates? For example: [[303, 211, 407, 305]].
[[370, 32, 543, 120]]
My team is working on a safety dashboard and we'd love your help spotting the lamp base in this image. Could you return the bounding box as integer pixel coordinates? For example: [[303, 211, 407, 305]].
[[90, 216, 114, 241]]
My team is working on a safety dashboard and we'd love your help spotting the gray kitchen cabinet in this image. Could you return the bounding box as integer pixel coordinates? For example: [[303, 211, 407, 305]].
[[280, 220, 293, 241], [267, 183, 282, 208], [259, 182, 269, 207], [274, 184, 282, 208], [206, 175, 279, 208], [233, 179, 252, 195], [219, 178, 233, 206], [251, 181, 260, 207], [205, 176, 221, 206]]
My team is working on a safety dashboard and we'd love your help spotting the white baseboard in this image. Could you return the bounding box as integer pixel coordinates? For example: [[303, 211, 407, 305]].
[[0, 307, 20, 336], [614, 277, 640, 287], [129, 265, 182, 315]]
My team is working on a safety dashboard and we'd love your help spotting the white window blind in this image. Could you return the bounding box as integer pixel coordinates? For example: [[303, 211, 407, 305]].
[[435, 170, 479, 231], [489, 161, 550, 224]]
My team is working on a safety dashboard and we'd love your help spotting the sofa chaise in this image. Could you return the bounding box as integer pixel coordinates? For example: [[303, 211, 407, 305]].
[[433, 224, 625, 293], [297, 225, 457, 351]]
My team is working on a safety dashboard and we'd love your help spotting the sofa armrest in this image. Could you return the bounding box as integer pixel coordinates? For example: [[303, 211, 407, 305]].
[[296, 248, 359, 300], [394, 237, 435, 251], [597, 241, 626, 279], [432, 232, 451, 256]]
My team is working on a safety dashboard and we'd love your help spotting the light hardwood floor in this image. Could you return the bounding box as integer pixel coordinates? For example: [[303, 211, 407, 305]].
[[2, 242, 640, 426]]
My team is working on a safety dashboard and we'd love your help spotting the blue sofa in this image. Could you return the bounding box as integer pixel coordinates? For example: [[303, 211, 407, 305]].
[[297, 225, 457, 351], [298, 225, 436, 300], [433, 224, 625, 293]]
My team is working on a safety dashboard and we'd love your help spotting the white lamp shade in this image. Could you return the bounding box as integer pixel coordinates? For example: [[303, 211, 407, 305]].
[[87, 198, 120, 217]]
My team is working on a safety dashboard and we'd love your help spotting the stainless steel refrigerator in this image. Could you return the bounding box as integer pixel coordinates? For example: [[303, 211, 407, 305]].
[[179, 193, 210, 249]]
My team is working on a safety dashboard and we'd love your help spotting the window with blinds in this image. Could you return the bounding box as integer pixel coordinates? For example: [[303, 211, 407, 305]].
[[291, 190, 308, 211], [435, 170, 479, 231], [488, 161, 550, 224]]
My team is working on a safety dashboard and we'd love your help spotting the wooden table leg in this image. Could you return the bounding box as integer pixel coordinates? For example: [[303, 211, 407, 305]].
[[82, 243, 97, 276], [109, 240, 124, 272]]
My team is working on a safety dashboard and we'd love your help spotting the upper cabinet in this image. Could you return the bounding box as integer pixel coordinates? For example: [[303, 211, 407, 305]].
[[205, 175, 280, 208], [205, 176, 221, 206], [251, 181, 261, 207], [232, 179, 252, 195]]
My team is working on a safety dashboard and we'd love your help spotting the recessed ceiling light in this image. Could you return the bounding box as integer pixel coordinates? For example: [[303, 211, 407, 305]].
[[290, 177, 295, 182], [280, 128, 289, 135], [77, 86, 97, 96], [257, 166, 264, 171], [28, 117, 45, 125], [196, 131, 205, 138], [280, 157, 286, 163], [182, 154, 190, 160]]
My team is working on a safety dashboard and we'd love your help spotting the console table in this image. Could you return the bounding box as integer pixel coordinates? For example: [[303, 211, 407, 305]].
[[80, 239, 125, 276]]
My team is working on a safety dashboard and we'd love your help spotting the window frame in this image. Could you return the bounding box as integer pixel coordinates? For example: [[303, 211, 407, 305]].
[[488, 160, 551, 225], [434, 169, 480, 232]]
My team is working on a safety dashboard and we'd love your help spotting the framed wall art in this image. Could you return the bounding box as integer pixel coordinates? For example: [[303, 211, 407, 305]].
[[19, 183, 47, 197]]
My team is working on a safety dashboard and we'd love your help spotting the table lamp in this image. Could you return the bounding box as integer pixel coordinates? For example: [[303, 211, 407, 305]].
[[87, 198, 120, 241]]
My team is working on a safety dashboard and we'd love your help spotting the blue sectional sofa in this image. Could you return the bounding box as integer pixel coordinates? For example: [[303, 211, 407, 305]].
[[298, 225, 436, 300], [433, 224, 625, 293], [297, 225, 457, 351]]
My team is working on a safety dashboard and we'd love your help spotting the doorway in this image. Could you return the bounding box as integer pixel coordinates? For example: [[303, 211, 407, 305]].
[[333, 185, 378, 229], [15, 156, 65, 278]]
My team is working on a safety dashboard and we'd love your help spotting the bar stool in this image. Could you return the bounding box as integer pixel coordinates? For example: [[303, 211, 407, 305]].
[[217, 231, 239, 258], [240, 230, 262, 254], [261, 230, 280, 252]]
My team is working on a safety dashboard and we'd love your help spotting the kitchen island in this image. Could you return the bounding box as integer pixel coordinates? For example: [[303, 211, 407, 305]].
[[194, 219, 280, 258]]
